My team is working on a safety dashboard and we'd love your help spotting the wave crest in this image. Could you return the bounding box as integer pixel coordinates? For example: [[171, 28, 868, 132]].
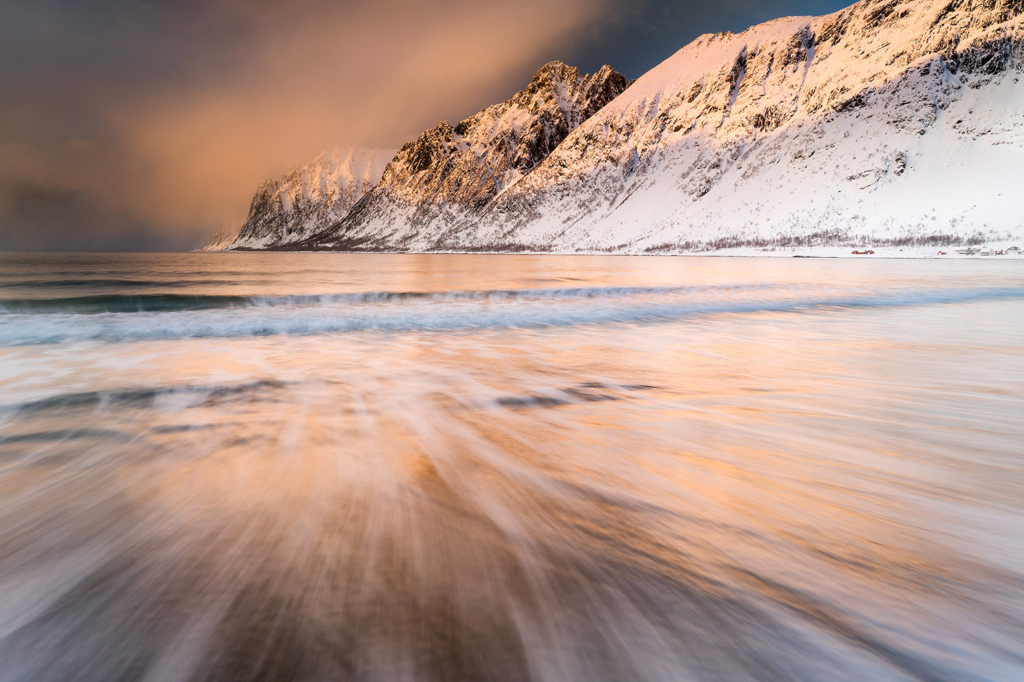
[[0, 286, 1020, 346]]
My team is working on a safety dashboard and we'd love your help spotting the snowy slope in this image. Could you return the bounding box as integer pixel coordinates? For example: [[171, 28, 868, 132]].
[[314, 0, 1024, 253], [220, 147, 396, 250]]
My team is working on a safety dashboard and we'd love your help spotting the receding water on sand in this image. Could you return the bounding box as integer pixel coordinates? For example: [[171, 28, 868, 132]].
[[1, 253, 1022, 681]]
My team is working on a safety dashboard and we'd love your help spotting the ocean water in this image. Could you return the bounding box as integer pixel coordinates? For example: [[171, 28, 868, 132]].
[[0, 252, 1022, 682]]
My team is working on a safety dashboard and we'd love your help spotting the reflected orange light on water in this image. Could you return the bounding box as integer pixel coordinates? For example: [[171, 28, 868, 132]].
[[0, 253, 1021, 680]]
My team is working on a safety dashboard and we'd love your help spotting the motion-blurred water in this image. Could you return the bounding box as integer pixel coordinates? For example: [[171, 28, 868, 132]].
[[1, 252, 1022, 682]]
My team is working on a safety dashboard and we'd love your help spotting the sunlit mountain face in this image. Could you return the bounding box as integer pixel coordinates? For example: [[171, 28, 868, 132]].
[[213, 0, 1024, 255]]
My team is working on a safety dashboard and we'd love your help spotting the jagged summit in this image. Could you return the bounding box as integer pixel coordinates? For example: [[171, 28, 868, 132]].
[[378, 60, 625, 207], [513, 62, 626, 127]]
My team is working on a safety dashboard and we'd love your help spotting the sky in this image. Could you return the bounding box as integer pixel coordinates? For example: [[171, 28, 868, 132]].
[[0, 0, 849, 251]]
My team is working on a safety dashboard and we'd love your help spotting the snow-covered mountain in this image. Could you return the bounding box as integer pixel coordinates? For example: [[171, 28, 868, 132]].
[[306, 0, 1023, 253], [220, 147, 395, 250]]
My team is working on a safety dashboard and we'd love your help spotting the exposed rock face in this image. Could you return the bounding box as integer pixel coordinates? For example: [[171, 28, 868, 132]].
[[222, 147, 395, 250], [313, 62, 628, 249], [311, 0, 1024, 252]]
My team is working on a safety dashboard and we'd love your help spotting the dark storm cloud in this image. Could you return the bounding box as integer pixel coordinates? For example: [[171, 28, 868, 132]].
[[0, 0, 849, 251], [573, 0, 850, 78]]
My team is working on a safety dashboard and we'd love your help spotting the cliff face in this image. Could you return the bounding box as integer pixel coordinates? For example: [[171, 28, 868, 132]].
[[312, 62, 628, 249], [314, 0, 1024, 252], [224, 147, 395, 250]]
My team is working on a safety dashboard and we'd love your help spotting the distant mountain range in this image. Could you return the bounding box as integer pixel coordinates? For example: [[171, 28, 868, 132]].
[[211, 0, 1024, 253]]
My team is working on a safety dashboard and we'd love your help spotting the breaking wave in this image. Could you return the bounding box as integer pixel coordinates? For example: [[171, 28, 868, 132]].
[[0, 284, 779, 314], [1, 285, 1021, 346]]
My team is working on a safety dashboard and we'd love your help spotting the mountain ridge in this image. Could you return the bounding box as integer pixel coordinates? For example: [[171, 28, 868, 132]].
[[216, 0, 1024, 253]]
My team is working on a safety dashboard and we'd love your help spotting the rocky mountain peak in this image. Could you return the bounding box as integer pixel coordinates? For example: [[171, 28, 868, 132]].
[[528, 60, 576, 86], [510, 61, 627, 126], [383, 60, 628, 191]]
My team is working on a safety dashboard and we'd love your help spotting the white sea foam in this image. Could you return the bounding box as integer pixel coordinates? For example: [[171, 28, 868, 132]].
[[1, 285, 1021, 345]]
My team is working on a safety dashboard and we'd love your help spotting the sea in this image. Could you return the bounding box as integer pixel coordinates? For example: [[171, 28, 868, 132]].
[[0, 252, 1022, 681]]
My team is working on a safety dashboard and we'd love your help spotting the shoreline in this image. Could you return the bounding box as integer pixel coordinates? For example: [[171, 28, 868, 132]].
[[205, 241, 1024, 259]]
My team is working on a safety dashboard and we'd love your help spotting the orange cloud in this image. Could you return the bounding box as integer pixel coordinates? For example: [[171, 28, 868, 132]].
[[1, 0, 610, 249]]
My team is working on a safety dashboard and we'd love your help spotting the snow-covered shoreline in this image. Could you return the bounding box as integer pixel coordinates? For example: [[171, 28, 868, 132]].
[[668, 241, 1024, 259], [218, 240, 1024, 259]]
